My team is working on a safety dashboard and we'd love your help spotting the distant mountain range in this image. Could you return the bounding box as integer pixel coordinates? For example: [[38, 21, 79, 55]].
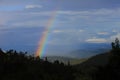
[[69, 43, 111, 58], [70, 48, 110, 58], [41, 43, 112, 65], [45, 49, 111, 66], [42, 56, 88, 65], [43, 51, 111, 67]]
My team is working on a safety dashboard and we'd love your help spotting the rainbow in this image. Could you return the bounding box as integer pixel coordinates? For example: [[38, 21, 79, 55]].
[[35, 9, 58, 58]]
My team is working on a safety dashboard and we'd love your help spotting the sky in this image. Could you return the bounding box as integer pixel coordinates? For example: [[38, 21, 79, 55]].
[[0, 0, 120, 58]]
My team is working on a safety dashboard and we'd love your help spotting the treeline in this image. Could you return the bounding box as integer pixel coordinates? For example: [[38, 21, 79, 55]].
[[0, 49, 75, 80]]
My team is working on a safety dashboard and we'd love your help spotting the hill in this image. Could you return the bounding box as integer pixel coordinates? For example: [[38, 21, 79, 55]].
[[72, 52, 112, 80], [74, 51, 111, 75], [78, 52, 110, 67]]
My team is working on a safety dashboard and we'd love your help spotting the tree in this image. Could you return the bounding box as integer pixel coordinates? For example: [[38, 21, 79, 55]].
[[111, 42, 115, 49], [111, 38, 120, 49], [115, 38, 120, 49]]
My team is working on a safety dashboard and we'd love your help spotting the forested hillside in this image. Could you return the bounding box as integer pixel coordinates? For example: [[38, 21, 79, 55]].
[[0, 49, 75, 80], [1, 38, 120, 80]]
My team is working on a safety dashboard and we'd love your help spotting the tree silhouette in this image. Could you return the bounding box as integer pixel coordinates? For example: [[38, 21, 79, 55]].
[[111, 42, 115, 49], [0, 49, 75, 80], [94, 38, 120, 80], [111, 38, 120, 50], [115, 38, 120, 49]]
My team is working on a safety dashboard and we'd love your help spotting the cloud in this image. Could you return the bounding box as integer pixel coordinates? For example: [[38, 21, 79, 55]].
[[79, 30, 84, 32], [1, 7, 120, 29], [52, 30, 63, 33], [0, 7, 120, 47], [86, 37, 107, 43], [52, 29, 84, 34], [112, 30, 117, 33], [97, 32, 109, 35], [57, 8, 120, 23], [47, 29, 86, 45], [110, 33, 120, 41], [57, 8, 112, 15], [11, 20, 47, 27], [25, 5, 42, 9]]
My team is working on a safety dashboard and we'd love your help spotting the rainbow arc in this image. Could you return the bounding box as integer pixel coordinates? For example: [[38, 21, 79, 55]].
[[35, 8, 59, 58]]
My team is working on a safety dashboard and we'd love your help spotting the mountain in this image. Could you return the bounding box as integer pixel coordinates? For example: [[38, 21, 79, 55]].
[[70, 47, 110, 58], [70, 58, 88, 65], [41, 56, 87, 65], [69, 43, 111, 58]]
